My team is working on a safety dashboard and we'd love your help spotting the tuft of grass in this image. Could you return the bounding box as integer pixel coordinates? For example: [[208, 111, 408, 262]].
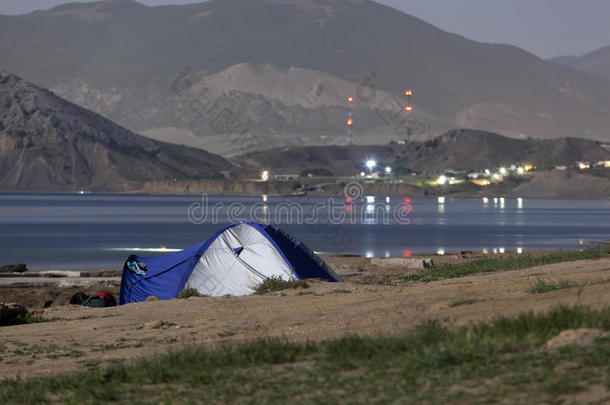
[[177, 288, 205, 298], [7, 313, 66, 326], [1, 306, 609, 404], [449, 298, 478, 307], [529, 279, 574, 294], [254, 276, 309, 294], [398, 247, 610, 283]]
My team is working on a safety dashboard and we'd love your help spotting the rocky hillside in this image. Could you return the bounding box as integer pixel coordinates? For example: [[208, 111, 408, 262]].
[[391, 130, 610, 172], [0, 71, 231, 191], [236, 129, 610, 175], [1, 0, 610, 154], [113, 63, 421, 155]]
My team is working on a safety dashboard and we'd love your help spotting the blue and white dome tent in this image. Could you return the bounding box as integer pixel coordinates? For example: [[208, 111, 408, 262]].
[[119, 222, 342, 304]]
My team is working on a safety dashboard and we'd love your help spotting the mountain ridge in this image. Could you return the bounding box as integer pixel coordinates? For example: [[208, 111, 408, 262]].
[[1, 0, 610, 153], [0, 70, 231, 191], [550, 45, 610, 81], [234, 129, 610, 175]]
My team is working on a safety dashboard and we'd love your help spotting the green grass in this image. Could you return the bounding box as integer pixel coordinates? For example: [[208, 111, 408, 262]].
[[448, 298, 478, 307], [529, 279, 574, 294], [1, 313, 67, 326], [254, 276, 310, 294], [177, 288, 206, 298], [1, 306, 609, 404], [398, 247, 610, 283]]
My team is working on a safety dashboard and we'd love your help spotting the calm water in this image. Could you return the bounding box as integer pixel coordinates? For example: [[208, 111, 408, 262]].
[[0, 193, 608, 270]]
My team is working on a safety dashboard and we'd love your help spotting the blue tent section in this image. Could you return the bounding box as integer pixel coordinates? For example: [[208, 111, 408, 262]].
[[264, 226, 340, 281], [119, 222, 341, 305]]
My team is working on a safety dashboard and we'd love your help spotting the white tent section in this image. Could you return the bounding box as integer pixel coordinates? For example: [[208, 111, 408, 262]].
[[184, 223, 296, 296]]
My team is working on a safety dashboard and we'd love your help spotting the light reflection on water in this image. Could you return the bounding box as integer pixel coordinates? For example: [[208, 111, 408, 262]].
[[0, 193, 608, 270]]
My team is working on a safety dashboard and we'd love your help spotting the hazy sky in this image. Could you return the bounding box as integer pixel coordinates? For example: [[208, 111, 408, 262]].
[[2, 0, 609, 58]]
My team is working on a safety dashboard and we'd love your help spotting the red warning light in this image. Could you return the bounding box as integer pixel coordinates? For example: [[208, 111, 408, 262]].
[[346, 197, 352, 203], [403, 197, 412, 203], [403, 250, 412, 258], [405, 90, 413, 96], [347, 96, 354, 103], [405, 106, 413, 112]]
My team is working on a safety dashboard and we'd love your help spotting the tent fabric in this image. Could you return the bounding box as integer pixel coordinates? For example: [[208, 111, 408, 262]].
[[119, 222, 341, 305]]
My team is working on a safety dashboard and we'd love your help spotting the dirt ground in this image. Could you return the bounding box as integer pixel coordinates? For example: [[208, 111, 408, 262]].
[[0, 284, 120, 310], [1, 256, 609, 380], [0, 253, 479, 310]]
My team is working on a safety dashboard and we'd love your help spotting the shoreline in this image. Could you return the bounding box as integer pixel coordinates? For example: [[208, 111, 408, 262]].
[[1, 190, 609, 201], [3, 247, 609, 310], [1, 167, 610, 200], [5, 240, 610, 273], [6, 245, 606, 273]]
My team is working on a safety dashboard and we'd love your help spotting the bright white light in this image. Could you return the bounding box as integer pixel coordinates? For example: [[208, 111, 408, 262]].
[[499, 167, 507, 175], [483, 197, 489, 204], [499, 247, 506, 254], [438, 196, 445, 205], [106, 247, 182, 253], [517, 197, 524, 209], [366, 196, 376, 204], [385, 196, 391, 203], [261, 170, 269, 181], [385, 166, 392, 174], [485, 169, 491, 175], [437, 175, 447, 185], [262, 194, 268, 202], [517, 167, 525, 175], [517, 247, 523, 254], [437, 248, 446, 256], [366, 159, 377, 170], [360, 171, 366, 177]]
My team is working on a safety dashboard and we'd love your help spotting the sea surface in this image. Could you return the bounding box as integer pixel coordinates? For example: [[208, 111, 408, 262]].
[[0, 193, 608, 270]]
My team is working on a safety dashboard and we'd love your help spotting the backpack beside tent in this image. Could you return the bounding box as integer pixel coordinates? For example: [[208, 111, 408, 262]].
[[119, 222, 341, 304], [70, 292, 117, 308]]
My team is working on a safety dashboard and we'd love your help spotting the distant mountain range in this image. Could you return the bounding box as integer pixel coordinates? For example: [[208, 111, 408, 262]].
[[1, 0, 610, 155], [0, 71, 231, 191], [550, 46, 610, 81], [1, 71, 608, 195]]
